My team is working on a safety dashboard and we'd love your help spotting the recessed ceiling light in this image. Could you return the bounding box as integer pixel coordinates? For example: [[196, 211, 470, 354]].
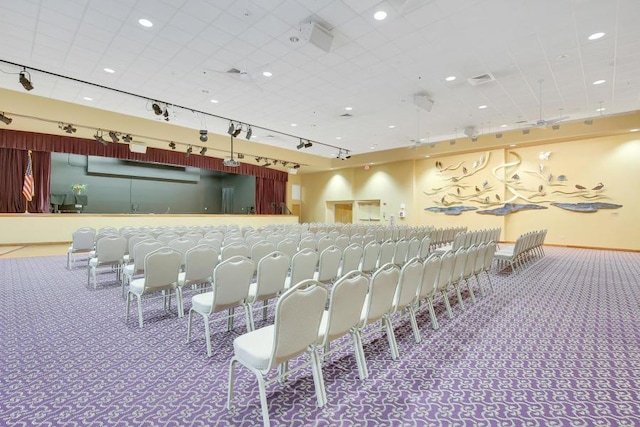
[[373, 10, 388, 20], [556, 54, 569, 61], [593, 79, 606, 85], [509, 144, 517, 147], [596, 107, 606, 112], [370, 145, 377, 150], [388, 125, 396, 129], [445, 76, 456, 82], [138, 18, 153, 28], [83, 96, 93, 101], [290, 123, 297, 127], [630, 128, 640, 132], [103, 68, 115, 74], [424, 155, 430, 158], [588, 32, 605, 40], [345, 106, 353, 111], [262, 71, 273, 77], [478, 105, 488, 109], [500, 124, 508, 128], [336, 136, 342, 140], [210, 99, 218, 103]]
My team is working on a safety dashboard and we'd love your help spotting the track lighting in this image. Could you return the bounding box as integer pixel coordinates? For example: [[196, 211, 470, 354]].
[[281, 161, 288, 166], [186, 145, 193, 157], [296, 139, 304, 150], [0, 112, 12, 125], [232, 124, 242, 137], [336, 149, 352, 160], [61, 123, 76, 133], [304, 140, 313, 148], [108, 131, 120, 143], [584, 119, 593, 125], [255, 157, 262, 163], [471, 136, 478, 142], [293, 164, 301, 169], [169, 142, 176, 150], [163, 109, 169, 121], [122, 134, 132, 143], [199, 129, 208, 142], [522, 129, 530, 135], [227, 122, 235, 136], [263, 160, 272, 167], [495, 133, 503, 139], [237, 153, 244, 159], [152, 103, 163, 115], [245, 126, 252, 140], [552, 124, 560, 130], [94, 130, 108, 146], [19, 70, 33, 91], [199, 146, 207, 155]]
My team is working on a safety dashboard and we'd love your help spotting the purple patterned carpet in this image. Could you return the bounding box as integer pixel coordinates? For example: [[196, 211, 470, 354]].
[[2, 247, 640, 426]]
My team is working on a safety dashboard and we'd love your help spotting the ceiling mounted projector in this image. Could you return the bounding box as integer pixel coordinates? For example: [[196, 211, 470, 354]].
[[223, 158, 240, 167]]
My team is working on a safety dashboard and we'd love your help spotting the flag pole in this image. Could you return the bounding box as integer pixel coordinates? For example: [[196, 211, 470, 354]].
[[24, 150, 33, 214]]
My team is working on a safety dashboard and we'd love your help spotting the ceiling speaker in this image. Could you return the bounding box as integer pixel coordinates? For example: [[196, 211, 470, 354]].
[[303, 22, 334, 53], [413, 94, 434, 112]]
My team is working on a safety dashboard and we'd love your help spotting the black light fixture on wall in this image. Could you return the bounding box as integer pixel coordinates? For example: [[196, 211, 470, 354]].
[[0, 112, 13, 125], [199, 129, 208, 142], [19, 69, 33, 91]]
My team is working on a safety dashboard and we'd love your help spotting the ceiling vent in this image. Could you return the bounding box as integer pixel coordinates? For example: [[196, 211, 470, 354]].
[[302, 21, 334, 53], [467, 73, 496, 86], [340, 113, 353, 117], [226, 68, 242, 74]]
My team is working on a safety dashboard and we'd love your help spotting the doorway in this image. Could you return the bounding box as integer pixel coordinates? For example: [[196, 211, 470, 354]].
[[334, 203, 353, 223]]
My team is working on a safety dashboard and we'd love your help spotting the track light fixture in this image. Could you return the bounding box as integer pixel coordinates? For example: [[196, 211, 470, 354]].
[[471, 136, 478, 142], [227, 122, 235, 136], [152, 102, 163, 115], [0, 112, 12, 125], [199, 129, 208, 142], [281, 161, 288, 166], [94, 130, 108, 146], [163, 109, 169, 121], [304, 140, 313, 148], [19, 69, 33, 91], [495, 133, 503, 139], [263, 160, 272, 167], [237, 153, 244, 159], [122, 134, 132, 143], [169, 142, 176, 150], [255, 157, 262, 163], [336, 149, 352, 160], [522, 129, 530, 135], [60, 123, 76, 133], [293, 164, 301, 169], [245, 126, 252, 140], [108, 131, 120, 143], [232, 124, 242, 137], [296, 139, 304, 150], [584, 119, 593, 125], [186, 145, 193, 157], [199, 146, 207, 155]]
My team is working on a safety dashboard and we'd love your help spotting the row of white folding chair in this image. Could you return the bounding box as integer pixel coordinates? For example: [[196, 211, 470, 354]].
[[67, 227, 96, 269], [494, 230, 546, 273]]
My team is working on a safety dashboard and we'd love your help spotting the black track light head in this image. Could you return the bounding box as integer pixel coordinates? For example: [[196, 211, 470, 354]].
[[296, 139, 304, 150], [152, 103, 163, 115], [186, 145, 193, 157], [19, 70, 33, 91], [199, 129, 208, 142], [108, 131, 120, 143], [200, 146, 207, 155], [227, 122, 235, 136], [0, 113, 13, 125], [169, 142, 176, 150], [122, 134, 132, 143], [232, 125, 242, 137], [293, 164, 301, 169], [94, 130, 108, 146], [304, 141, 313, 148], [245, 126, 252, 140], [237, 153, 244, 159]]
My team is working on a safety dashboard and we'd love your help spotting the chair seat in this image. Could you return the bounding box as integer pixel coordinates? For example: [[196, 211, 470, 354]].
[[129, 278, 145, 295], [233, 325, 275, 371], [191, 291, 214, 313]]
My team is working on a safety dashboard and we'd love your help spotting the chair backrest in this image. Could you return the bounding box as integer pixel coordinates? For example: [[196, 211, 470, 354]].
[[96, 236, 127, 263], [321, 271, 370, 345], [251, 241, 277, 264], [71, 229, 95, 251], [474, 243, 488, 275], [450, 247, 468, 284], [418, 236, 431, 260], [183, 244, 219, 283], [132, 240, 164, 272], [204, 231, 224, 241], [378, 240, 395, 266], [317, 236, 334, 254], [143, 248, 182, 292], [393, 238, 410, 265], [253, 251, 291, 300], [265, 234, 284, 246], [341, 243, 363, 275], [334, 234, 350, 250], [157, 232, 180, 244], [406, 237, 421, 261], [362, 233, 376, 246], [169, 237, 198, 263], [245, 234, 265, 249], [392, 257, 423, 311], [362, 263, 401, 325], [419, 253, 442, 300], [198, 237, 222, 252], [316, 245, 342, 282], [182, 231, 203, 241], [463, 245, 478, 279], [483, 241, 497, 271], [221, 242, 251, 261], [270, 280, 328, 367], [211, 256, 255, 311], [436, 251, 455, 292], [361, 241, 381, 273], [277, 238, 298, 259], [289, 248, 319, 287], [299, 237, 317, 251]]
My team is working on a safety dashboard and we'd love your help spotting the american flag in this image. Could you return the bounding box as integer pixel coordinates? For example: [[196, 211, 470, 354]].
[[23, 151, 34, 202]]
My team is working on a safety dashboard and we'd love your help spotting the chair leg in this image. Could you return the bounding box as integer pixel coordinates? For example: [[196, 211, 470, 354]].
[[407, 304, 421, 343], [227, 308, 235, 331], [136, 294, 144, 328], [442, 290, 454, 318], [67, 252, 71, 270], [310, 346, 327, 408], [382, 315, 399, 360], [203, 313, 213, 357], [351, 328, 368, 379], [426, 298, 439, 330], [186, 309, 194, 343], [454, 283, 465, 309], [475, 274, 486, 297], [466, 278, 476, 303], [256, 371, 271, 427], [484, 270, 494, 291], [92, 266, 97, 289], [244, 303, 254, 332], [176, 288, 184, 318], [125, 292, 131, 321], [262, 300, 268, 321], [226, 357, 238, 410]]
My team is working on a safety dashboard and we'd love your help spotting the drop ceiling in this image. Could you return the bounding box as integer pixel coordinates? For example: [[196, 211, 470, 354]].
[[0, 0, 639, 158]]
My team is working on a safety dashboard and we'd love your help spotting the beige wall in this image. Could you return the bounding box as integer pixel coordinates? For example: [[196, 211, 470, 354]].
[[0, 214, 298, 245], [301, 133, 640, 251]]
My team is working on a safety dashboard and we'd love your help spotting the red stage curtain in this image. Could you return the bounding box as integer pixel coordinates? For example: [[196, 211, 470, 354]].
[[255, 176, 287, 215], [0, 148, 51, 213]]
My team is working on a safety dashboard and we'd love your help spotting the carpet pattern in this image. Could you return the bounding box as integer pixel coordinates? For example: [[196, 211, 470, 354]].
[[1, 247, 640, 426]]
